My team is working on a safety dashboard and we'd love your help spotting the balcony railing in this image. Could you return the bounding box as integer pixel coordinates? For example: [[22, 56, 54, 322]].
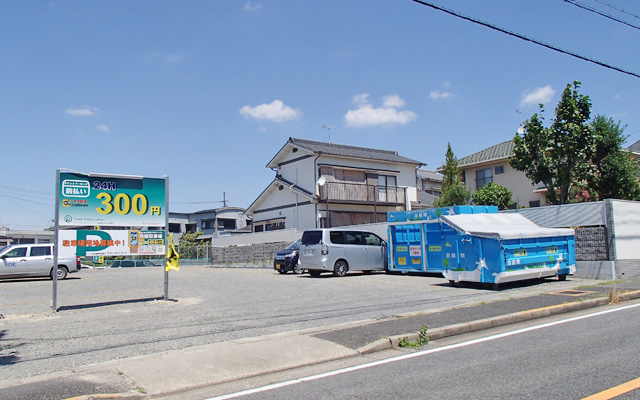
[[318, 182, 406, 204]]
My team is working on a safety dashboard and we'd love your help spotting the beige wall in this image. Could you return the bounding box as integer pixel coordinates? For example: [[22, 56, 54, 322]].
[[461, 159, 546, 207]]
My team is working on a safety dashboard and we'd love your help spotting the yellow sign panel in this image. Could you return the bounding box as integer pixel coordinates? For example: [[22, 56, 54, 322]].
[[398, 257, 406, 266], [412, 258, 421, 264], [396, 246, 408, 252], [546, 247, 558, 254], [514, 249, 528, 257]]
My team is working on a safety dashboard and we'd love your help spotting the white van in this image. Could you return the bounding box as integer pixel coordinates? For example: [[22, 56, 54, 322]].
[[0, 244, 81, 280], [299, 229, 387, 277]]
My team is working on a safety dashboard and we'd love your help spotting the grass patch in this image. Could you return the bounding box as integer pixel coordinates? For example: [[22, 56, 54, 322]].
[[398, 326, 429, 348], [608, 286, 621, 304]]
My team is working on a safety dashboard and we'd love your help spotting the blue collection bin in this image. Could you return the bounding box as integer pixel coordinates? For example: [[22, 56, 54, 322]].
[[440, 213, 576, 287], [387, 206, 498, 273]]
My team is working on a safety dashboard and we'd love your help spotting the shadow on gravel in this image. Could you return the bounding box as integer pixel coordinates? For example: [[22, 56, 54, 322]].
[[433, 277, 567, 291], [57, 296, 164, 311], [0, 330, 21, 366]]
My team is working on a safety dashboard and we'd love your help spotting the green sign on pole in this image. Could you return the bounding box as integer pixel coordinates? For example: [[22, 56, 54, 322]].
[[58, 172, 166, 227], [53, 170, 169, 312]]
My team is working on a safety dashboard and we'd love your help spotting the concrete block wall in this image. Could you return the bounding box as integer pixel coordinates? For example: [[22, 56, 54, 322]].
[[574, 226, 609, 261], [209, 241, 290, 266]]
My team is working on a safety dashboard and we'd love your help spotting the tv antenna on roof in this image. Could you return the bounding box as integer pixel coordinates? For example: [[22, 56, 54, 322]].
[[323, 125, 336, 144], [516, 110, 525, 134]]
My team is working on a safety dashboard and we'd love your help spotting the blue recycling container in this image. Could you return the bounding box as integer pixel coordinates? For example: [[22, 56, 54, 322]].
[[387, 207, 576, 287], [387, 206, 498, 273], [439, 213, 576, 287]]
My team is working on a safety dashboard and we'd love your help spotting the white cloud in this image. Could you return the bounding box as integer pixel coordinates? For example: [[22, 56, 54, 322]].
[[97, 125, 110, 132], [165, 54, 183, 63], [66, 106, 98, 117], [520, 85, 556, 107], [429, 90, 453, 100], [430, 81, 454, 100], [344, 93, 416, 128], [383, 94, 405, 108], [239, 100, 301, 123], [351, 93, 370, 105], [243, 2, 261, 11]]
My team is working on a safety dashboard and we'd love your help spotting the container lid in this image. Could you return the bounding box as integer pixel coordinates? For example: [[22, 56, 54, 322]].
[[441, 213, 575, 240]]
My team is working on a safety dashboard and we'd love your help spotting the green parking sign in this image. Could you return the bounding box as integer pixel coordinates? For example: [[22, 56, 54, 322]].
[[57, 171, 167, 227]]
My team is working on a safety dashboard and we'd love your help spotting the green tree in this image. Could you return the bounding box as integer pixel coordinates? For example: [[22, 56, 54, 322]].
[[435, 143, 470, 207], [178, 231, 208, 259], [586, 115, 640, 201], [510, 81, 594, 205], [471, 182, 513, 210]]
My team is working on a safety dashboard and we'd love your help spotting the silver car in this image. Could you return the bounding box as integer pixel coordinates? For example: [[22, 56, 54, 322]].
[[0, 244, 81, 280], [299, 229, 387, 277]]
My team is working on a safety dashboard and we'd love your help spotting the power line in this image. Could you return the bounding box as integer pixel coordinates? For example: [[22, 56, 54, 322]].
[[593, 0, 640, 20], [0, 184, 52, 198], [0, 194, 53, 219], [409, 0, 640, 79], [0, 192, 53, 207], [561, 0, 640, 31]]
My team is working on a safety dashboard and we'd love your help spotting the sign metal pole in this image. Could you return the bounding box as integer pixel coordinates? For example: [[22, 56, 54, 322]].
[[52, 169, 61, 312], [164, 176, 169, 300]]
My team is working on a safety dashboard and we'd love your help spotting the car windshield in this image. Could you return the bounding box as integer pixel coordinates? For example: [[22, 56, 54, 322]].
[[286, 240, 301, 250]]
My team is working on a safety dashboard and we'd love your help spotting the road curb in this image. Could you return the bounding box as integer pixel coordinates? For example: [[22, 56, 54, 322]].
[[358, 290, 640, 354]]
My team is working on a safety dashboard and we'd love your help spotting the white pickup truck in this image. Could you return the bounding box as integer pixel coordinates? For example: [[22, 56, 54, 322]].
[[0, 243, 81, 280]]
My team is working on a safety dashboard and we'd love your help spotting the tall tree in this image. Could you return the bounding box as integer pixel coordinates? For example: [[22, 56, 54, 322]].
[[471, 182, 513, 210], [510, 81, 594, 205], [435, 143, 470, 207], [586, 115, 640, 200]]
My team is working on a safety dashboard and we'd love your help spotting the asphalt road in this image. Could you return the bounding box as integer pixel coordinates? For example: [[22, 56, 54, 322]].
[[0, 266, 598, 381], [222, 303, 640, 400]]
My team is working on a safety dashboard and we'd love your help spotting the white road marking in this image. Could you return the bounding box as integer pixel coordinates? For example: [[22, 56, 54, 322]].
[[207, 302, 640, 400]]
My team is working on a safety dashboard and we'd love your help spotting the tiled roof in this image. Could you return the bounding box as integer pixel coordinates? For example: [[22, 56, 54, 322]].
[[628, 138, 640, 153], [289, 137, 425, 165], [458, 140, 514, 167], [417, 169, 443, 182], [413, 191, 439, 208]]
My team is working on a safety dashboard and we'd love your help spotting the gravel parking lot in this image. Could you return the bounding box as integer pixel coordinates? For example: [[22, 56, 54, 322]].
[[0, 265, 595, 381]]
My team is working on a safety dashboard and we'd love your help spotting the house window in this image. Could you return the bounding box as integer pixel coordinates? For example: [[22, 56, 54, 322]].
[[475, 168, 493, 189], [378, 175, 397, 202], [529, 200, 541, 208], [425, 189, 441, 197], [495, 165, 505, 175], [254, 219, 284, 232], [265, 221, 285, 231], [218, 219, 236, 230], [201, 220, 215, 230], [169, 223, 181, 233]]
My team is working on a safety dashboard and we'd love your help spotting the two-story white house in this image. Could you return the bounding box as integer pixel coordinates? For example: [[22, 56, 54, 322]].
[[168, 207, 251, 241], [458, 140, 547, 208], [246, 137, 425, 232]]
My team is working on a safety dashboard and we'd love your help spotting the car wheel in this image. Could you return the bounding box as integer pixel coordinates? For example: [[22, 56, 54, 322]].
[[277, 269, 287, 274], [333, 260, 348, 277], [293, 263, 304, 274], [52, 267, 68, 280], [309, 270, 321, 277], [558, 274, 567, 281]]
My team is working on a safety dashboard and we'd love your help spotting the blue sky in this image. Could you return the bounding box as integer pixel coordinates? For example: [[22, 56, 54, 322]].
[[2, 0, 640, 230]]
